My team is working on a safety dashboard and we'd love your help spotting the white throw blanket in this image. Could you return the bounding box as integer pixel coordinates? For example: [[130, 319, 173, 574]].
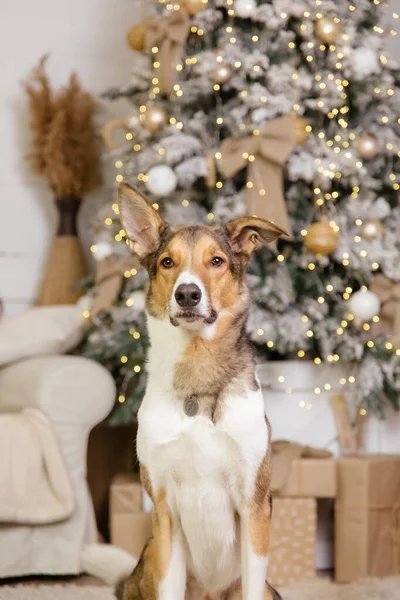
[[0, 408, 74, 524]]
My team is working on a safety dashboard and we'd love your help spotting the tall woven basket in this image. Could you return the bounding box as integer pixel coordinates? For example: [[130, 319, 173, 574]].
[[37, 197, 87, 305]]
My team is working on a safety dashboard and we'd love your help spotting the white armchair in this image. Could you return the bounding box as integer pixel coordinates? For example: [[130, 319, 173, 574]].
[[0, 355, 115, 578]]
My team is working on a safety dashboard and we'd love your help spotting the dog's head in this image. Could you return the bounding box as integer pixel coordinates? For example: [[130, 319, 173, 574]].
[[119, 182, 286, 333]]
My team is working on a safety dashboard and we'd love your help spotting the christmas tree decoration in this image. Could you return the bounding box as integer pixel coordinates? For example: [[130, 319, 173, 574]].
[[127, 22, 146, 51], [145, 10, 190, 95], [91, 256, 140, 317], [80, 0, 400, 424], [182, 0, 207, 15], [220, 116, 296, 235], [347, 289, 381, 324], [304, 221, 339, 256], [145, 165, 178, 197], [294, 116, 309, 145], [210, 63, 233, 85], [234, 0, 257, 19], [356, 136, 379, 160], [205, 155, 217, 188], [102, 118, 131, 150], [369, 275, 400, 348], [143, 106, 168, 134], [360, 218, 383, 241], [314, 16, 340, 44]]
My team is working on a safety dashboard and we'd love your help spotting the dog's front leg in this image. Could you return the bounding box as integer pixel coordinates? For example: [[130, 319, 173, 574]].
[[153, 492, 186, 600], [240, 505, 270, 600]]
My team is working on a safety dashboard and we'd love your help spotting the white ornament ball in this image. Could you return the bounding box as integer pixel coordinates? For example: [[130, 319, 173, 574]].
[[234, 0, 257, 19], [351, 47, 379, 79], [93, 241, 113, 261], [347, 289, 381, 324], [145, 165, 178, 197]]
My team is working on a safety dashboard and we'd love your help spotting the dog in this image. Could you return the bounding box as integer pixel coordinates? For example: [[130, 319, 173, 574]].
[[118, 181, 284, 600]]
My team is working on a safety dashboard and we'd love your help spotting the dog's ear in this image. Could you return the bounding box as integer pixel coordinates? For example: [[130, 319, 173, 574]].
[[225, 216, 287, 258], [119, 182, 168, 259]]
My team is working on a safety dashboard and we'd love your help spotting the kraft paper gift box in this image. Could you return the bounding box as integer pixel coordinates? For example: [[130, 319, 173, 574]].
[[276, 458, 337, 498], [335, 454, 400, 582], [267, 497, 317, 587], [110, 474, 153, 558]]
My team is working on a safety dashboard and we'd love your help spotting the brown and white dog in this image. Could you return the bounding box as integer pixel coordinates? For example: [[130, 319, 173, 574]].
[[118, 182, 285, 600]]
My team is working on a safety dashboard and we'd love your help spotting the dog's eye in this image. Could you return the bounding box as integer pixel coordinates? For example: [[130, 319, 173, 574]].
[[211, 256, 224, 267], [161, 257, 174, 269]]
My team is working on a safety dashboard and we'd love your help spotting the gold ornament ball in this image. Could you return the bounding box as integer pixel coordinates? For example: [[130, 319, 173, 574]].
[[126, 22, 146, 51], [210, 63, 233, 85], [360, 218, 383, 241], [304, 221, 339, 255], [294, 116, 309, 145], [314, 16, 341, 44], [182, 0, 206, 15], [144, 106, 168, 134], [356, 136, 379, 160]]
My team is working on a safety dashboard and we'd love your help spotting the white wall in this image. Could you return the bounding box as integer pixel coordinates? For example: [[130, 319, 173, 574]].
[[0, 0, 146, 315], [0, 1, 399, 315]]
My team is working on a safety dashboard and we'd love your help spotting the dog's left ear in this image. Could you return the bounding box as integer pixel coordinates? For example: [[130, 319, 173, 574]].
[[118, 182, 168, 259], [225, 216, 287, 257]]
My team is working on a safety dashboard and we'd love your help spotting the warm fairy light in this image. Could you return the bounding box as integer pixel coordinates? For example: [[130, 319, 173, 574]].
[[372, 315, 380, 323], [134, 365, 141, 373], [118, 395, 125, 403], [386, 342, 393, 350], [134, 144, 141, 151], [83, 310, 90, 319], [326, 284, 333, 292], [324, 383, 331, 391], [306, 330, 314, 337], [121, 356, 128, 363], [267, 341, 274, 348], [277, 254, 285, 262], [105, 217, 112, 225], [90, 244, 97, 253], [182, 199, 189, 207], [301, 315, 309, 323], [216, 181, 223, 188], [298, 350, 305, 358], [337, 327, 343, 335], [314, 357, 321, 364], [278, 375, 285, 383], [308, 263, 315, 270], [314, 387, 321, 395], [363, 323, 370, 331], [317, 297, 325, 304], [367, 341, 374, 348], [126, 298, 134, 307], [207, 213, 214, 220]]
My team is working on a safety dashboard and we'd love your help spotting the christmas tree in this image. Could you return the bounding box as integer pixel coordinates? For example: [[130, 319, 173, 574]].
[[79, 0, 400, 425]]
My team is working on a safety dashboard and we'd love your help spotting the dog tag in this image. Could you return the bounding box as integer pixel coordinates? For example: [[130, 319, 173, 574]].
[[184, 396, 199, 417]]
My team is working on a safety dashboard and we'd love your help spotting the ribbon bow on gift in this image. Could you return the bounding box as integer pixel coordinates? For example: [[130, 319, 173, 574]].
[[219, 116, 297, 236], [369, 274, 400, 348], [145, 10, 190, 95], [91, 256, 140, 317]]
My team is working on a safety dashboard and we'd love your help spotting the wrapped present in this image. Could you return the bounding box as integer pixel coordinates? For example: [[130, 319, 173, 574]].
[[271, 441, 336, 498], [110, 474, 153, 558], [110, 474, 142, 515], [111, 511, 152, 558], [268, 497, 316, 586], [335, 454, 400, 582]]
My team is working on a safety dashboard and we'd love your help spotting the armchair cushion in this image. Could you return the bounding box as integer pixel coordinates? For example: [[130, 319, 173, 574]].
[[0, 306, 86, 367]]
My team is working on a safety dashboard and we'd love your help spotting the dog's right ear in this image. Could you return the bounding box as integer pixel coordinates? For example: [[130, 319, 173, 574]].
[[118, 182, 168, 259]]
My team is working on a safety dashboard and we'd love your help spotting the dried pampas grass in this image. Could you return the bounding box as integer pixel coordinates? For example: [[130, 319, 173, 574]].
[[24, 55, 102, 199]]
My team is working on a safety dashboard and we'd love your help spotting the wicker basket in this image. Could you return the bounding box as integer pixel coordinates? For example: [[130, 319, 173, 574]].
[[37, 197, 87, 306]]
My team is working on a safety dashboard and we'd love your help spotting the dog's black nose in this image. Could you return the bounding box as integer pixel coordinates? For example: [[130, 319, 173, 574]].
[[175, 283, 202, 308]]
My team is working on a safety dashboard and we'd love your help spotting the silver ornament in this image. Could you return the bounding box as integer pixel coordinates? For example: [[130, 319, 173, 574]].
[[211, 63, 233, 84], [360, 218, 383, 241]]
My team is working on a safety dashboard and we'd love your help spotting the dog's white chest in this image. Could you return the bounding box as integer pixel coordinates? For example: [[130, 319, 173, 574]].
[[137, 380, 268, 593]]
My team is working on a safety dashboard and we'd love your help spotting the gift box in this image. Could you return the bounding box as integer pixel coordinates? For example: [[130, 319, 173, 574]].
[[110, 474, 142, 515], [275, 458, 337, 498], [267, 497, 316, 586], [111, 511, 152, 558], [110, 474, 153, 557], [335, 454, 400, 582]]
